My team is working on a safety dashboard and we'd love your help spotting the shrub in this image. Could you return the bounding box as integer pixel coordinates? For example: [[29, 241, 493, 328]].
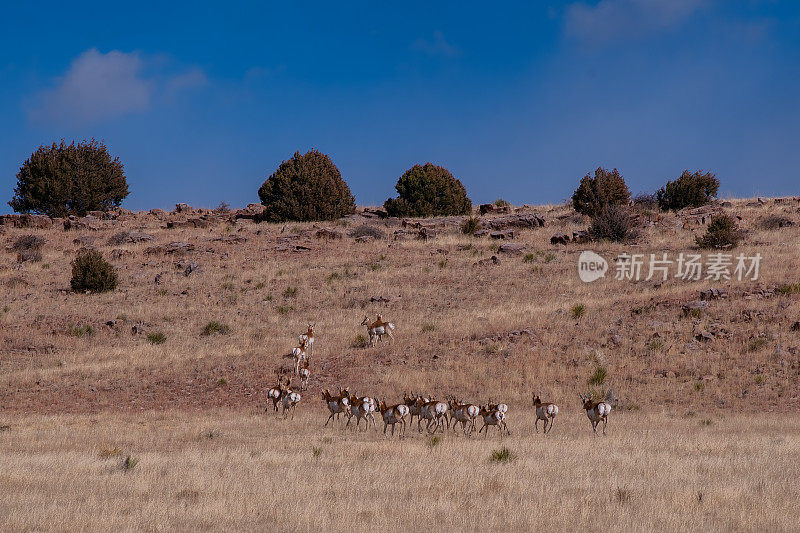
[[352, 333, 369, 348], [12, 234, 45, 262], [571, 304, 586, 318], [384, 163, 472, 217], [571, 168, 630, 217], [122, 455, 139, 472], [589, 205, 640, 243], [696, 214, 741, 249], [759, 215, 794, 230], [147, 332, 166, 345], [589, 366, 607, 386], [202, 321, 231, 336], [257, 150, 355, 222], [632, 192, 658, 211], [461, 216, 481, 235], [490, 447, 515, 463], [348, 224, 386, 240], [70, 249, 118, 293], [9, 139, 129, 217], [494, 198, 510, 208], [67, 324, 94, 337], [657, 170, 720, 211]]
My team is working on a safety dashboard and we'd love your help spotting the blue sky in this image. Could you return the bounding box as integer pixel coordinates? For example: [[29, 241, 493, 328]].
[[1, 1, 799, 212]]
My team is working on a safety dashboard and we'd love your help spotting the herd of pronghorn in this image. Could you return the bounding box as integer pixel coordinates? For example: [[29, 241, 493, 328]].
[[266, 317, 612, 437]]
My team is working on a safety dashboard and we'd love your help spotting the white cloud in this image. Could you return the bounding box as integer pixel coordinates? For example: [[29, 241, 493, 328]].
[[29, 48, 206, 124], [411, 30, 460, 57], [565, 0, 711, 45]]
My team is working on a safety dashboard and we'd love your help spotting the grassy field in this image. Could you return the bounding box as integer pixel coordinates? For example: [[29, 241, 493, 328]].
[[1, 410, 798, 531], [2, 197, 800, 530]]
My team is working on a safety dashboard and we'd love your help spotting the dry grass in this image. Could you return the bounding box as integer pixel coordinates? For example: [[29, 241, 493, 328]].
[[0, 410, 798, 531]]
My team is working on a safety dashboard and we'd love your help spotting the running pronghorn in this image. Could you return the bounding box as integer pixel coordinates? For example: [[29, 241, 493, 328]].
[[531, 393, 558, 434], [266, 376, 289, 413], [298, 323, 315, 359], [487, 399, 508, 418], [403, 392, 429, 425], [346, 394, 377, 431], [448, 397, 480, 435], [375, 398, 410, 437], [298, 359, 310, 390], [291, 338, 309, 375], [282, 385, 301, 419], [580, 393, 612, 436], [478, 404, 510, 437], [322, 388, 351, 426], [360, 314, 395, 346], [418, 398, 449, 433]]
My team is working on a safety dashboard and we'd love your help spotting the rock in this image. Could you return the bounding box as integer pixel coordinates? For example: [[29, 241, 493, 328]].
[[362, 208, 388, 219], [234, 203, 266, 221], [473, 229, 489, 237], [486, 214, 545, 229], [682, 300, 709, 316], [149, 208, 166, 217], [369, 296, 390, 304], [474, 255, 501, 266], [417, 227, 436, 240], [73, 235, 98, 247], [721, 201, 733, 207], [173, 203, 192, 213], [166, 220, 192, 229], [316, 228, 343, 240], [145, 242, 195, 255], [0, 214, 53, 229], [695, 330, 715, 342], [213, 235, 247, 244], [791, 322, 800, 331], [188, 218, 214, 229], [700, 288, 728, 301], [498, 243, 525, 254], [490, 230, 515, 239], [550, 233, 570, 245], [479, 204, 495, 215], [181, 262, 201, 276], [572, 230, 592, 244], [107, 231, 155, 245]]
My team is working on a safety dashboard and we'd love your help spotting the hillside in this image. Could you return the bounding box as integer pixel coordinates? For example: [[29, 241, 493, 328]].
[[2, 197, 799, 414]]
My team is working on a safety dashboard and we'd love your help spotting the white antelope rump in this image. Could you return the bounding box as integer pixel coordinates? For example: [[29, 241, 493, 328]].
[[403, 392, 429, 425], [361, 314, 395, 346], [266, 377, 289, 413], [418, 399, 449, 434], [478, 404, 509, 437], [447, 397, 480, 435], [531, 393, 558, 434], [346, 394, 377, 431], [298, 323, 315, 359], [322, 388, 350, 426], [298, 359, 310, 390], [282, 388, 301, 419], [291, 338, 309, 375], [580, 393, 612, 436], [376, 399, 410, 437]]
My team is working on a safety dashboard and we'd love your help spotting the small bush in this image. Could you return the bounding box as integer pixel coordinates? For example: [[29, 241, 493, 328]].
[[427, 436, 442, 449], [571, 304, 586, 318], [589, 366, 607, 386], [384, 163, 472, 217], [647, 337, 665, 352], [147, 332, 166, 345], [589, 205, 639, 243], [202, 321, 231, 336], [696, 214, 741, 249], [348, 225, 386, 240], [68, 324, 94, 337], [572, 167, 631, 217], [12, 234, 45, 262], [276, 305, 294, 314], [523, 253, 535, 263], [777, 283, 800, 295], [759, 215, 794, 230], [352, 333, 369, 348], [422, 323, 436, 332], [632, 192, 658, 210], [494, 198, 510, 208], [213, 201, 231, 214], [312, 447, 323, 459], [283, 286, 299, 298], [490, 447, 515, 463], [122, 455, 139, 472], [747, 337, 768, 352], [70, 249, 118, 293], [657, 170, 720, 211], [258, 150, 356, 222], [461, 216, 481, 235]]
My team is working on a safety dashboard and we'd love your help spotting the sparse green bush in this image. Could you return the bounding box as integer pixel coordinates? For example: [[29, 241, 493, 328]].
[[747, 337, 768, 352], [67, 324, 94, 337], [657, 170, 720, 211], [572, 167, 631, 217], [696, 214, 741, 249], [422, 323, 436, 333], [70, 249, 118, 293], [589, 205, 640, 243], [352, 333, 369, 348], [283, 286, 299, 298], [122, 455, 139, 472], [632, 192, 658, 211], [384, 163, 472, 217], [490, 447, 515, 463], [461, 216, 481, 235], [12, 234, 46, 262], [571, 304, 586, 318], [9, 139, 129, 217], [202, 321, 231, 336], [147, 332, 166, 345], [494, 198, 510, 208], [589, 366, 607, 386], [348, 225, 385, 240], [258, 150, 356, 222], [777, 283, 800, 295]]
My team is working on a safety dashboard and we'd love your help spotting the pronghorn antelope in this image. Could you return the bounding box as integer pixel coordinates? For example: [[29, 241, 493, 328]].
[[291, 338, 309, 375], [580, 393, 612, 435], [531, 393, 558, 434], [266, 377, 289, 413], [403, 392, 429, 425], [375, 399, 410, 437], [298, 323, 315, 359], [361, 315, 395, 346], [418, 398, 449, 434], [447, 397, 480, 435], [298, 359, 310, 390], [322, 388, 351, 426], [346, 394, 377, 431], [478, 404, 509, 437], [282, 388, 301, 418]]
